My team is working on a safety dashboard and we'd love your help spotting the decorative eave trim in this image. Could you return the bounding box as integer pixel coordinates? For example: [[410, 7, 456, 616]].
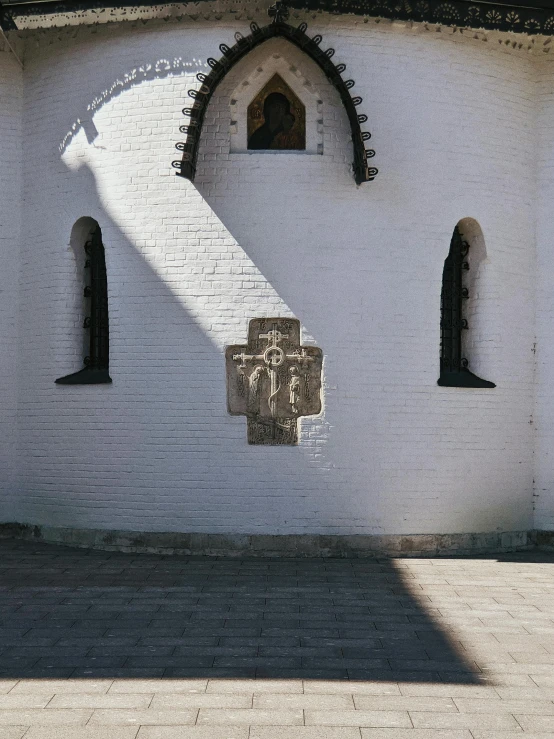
[[290, 0, 554, 36], [3, 0, 554, 35], [172, 16, 377, 186], [0, 2, 18, 30]]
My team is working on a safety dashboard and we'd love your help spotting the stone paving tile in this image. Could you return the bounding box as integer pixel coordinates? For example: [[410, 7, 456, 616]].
[[207, 679, 303, 693], [196, 708, 304, 725], [472, 734, 554, 739], [137, 729, 248, 739], [0, 709, 92, 725], [24, 730, 139, 739], [354, 696, 457, 711], [89, 709, 198, 725], [454, 696, 554, 713], [250, 730, 362, 739], [398, 684, 498, 698], [514, 713, 554, 731], [151, 693, 251, 708], [304, 681, 401, 695], [305, 710, 412, 727], [108, 679, 208, 693], [48, 693, 153, 708], [254, 694, 355, 709], [0, 542, 554, 736], [9, 680, 111, 694], [360, 732, 471, 739], [410, 711, 521, 730]]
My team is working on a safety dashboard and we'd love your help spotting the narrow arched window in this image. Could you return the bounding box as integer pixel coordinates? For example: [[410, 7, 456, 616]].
[[438, 225, 494, 388], [56, 223, 111, 385]]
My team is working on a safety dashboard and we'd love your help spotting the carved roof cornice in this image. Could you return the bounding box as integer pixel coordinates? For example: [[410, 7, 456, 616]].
[[3, 0, 554, 35]]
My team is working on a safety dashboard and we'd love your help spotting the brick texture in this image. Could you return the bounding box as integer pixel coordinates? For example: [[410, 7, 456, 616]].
[[2, 13, 543, 536]]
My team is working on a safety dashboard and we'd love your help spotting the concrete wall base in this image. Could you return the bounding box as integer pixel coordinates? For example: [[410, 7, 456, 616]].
[[0, 523, 540, 557]]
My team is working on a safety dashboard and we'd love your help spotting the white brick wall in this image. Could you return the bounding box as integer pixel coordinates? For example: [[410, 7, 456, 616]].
[[8, 16, 540, 535], [0, 47, 22, 522], [533, 52, 554, 531]]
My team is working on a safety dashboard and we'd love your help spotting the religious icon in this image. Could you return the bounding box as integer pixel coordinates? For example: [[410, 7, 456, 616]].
[[247, 74, 306, 151], [226, 318, 323, 445]]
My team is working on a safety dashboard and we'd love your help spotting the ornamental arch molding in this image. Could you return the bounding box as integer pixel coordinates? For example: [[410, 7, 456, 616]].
[[172, 18, 377, 186]]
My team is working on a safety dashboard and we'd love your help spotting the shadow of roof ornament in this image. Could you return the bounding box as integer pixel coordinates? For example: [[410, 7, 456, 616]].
[[268, 0, 290, 23]]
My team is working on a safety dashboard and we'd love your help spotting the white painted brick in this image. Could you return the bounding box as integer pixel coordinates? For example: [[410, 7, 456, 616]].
[[0, 16, 545, 536], [0, 48, 22, 523]]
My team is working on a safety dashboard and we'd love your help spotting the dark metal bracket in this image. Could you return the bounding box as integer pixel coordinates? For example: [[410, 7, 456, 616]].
[[438, 369, 496, 388], [172, 7, 377, 186], [55, 367, 112, 385]]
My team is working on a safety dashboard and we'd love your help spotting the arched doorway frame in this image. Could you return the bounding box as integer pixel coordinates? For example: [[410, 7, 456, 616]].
[[173, 16, 378, 185]]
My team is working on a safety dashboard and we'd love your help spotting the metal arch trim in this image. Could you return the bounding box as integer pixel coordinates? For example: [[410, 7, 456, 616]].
[[173, 20, 377, 185]]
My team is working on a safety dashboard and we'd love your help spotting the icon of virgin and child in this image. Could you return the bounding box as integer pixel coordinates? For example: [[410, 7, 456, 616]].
[[247, 75, 306, 151]]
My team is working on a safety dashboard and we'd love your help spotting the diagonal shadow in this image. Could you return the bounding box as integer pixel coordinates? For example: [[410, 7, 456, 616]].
[[0, 538, 482, 683], [18, 83, 480, 685]]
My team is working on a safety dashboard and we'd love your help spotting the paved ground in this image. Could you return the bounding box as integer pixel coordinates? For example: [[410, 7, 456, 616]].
[[0, 541, 552, 737]]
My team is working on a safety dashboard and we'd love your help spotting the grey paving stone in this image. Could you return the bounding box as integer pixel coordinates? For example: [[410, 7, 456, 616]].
[[48, 694, 153, 708], [0, 541, 554, 739], [359, 732, 471, 739], [515, 714, 554, 731], [196, 708, 303, 725], [254, 694, 355, 709], [108, 679, 208, 694], [137, 729, 248, 739], [24, 730, 139, 739], [207, 679, 303, 694], [151, 694, 251, 708], [354, 696, 457, 712], [0, 710, 92, 725], [89, 709, 198, 725], [9, 680, 112, 694], [250, 730, 362, 739], [410, 711, 521, 730], [305, 710, 411, 727]]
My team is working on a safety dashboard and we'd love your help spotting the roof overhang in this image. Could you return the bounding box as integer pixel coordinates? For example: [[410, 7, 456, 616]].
[[2, 0, 554, 35]]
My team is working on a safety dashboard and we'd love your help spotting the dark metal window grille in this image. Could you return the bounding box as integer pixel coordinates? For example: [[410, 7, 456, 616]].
[[56, 225, 112, 385], [84, 226, 109, 372], [438, 226, 494, 388]]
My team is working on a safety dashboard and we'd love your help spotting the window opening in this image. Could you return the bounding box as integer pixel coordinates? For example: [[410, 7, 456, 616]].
[[438, 225, 494, 388], [56, 224, 112, 385]]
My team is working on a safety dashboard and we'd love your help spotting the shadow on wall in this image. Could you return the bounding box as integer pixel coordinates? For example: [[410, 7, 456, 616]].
[[0, 538, 482, 683], [59, 55, 202, 154], [15, 164, 486, 684]]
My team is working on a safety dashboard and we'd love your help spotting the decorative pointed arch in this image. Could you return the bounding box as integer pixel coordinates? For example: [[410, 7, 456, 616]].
[[172, 16, 377, 186]]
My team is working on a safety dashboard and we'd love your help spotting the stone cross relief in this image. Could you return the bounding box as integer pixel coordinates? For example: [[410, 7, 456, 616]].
[[226, 318, 323, 444]]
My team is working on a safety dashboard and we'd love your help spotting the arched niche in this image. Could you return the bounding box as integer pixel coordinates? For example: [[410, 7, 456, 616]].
[[173, 19, 377, 185], [438, 218, 494, 388], [457, 217, 490, 380], [225, 42, 323, 155], [56, 217, 111, 386]]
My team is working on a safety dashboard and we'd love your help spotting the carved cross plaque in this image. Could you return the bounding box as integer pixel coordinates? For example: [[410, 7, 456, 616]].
[[226, 318, 323, 445]]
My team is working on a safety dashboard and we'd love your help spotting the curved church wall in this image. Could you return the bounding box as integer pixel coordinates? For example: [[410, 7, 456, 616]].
[[533, 53, 554, 534], [12, 14, 537, 541], [0, 46, 22, 523]]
